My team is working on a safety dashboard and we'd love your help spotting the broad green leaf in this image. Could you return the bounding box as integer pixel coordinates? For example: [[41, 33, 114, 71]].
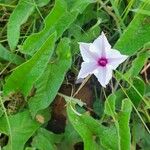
[[7, 0, 35, 50], [117, 99, 132, 150], [104, 94, 116, 116], [0, 110, 40, 150], [127, 77, 145, 106], [124, 51, 148, 79], [31, 128, 62, 150], [67, 102, 118, 150], [22, 0, 94, 55], [28, 38, 71, 116], [0, 44, 24, 65], [3, 32, 56, 97], [115, 1, 150, 55]]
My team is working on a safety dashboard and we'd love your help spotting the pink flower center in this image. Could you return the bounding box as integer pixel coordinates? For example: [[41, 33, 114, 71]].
[[98, 57, 108, 67]]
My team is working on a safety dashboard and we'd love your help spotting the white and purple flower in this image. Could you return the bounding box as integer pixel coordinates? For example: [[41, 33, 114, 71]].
[[77, 32, 128, 87]]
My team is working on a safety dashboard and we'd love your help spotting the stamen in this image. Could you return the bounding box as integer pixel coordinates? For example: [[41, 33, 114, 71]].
[[98, 57, 108, 67]]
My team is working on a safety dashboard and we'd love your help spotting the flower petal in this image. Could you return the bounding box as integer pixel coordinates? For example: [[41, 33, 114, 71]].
[[106, 49, 128, 69], [92, 32, 111, 57], [77, 62, 98, 79], [79, 42, 98, 62], [94, 65, 113, 87]]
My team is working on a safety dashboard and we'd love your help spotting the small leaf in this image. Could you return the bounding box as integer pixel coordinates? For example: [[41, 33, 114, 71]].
[[3, 32, 56, 97], [7, 0, 35, 50]]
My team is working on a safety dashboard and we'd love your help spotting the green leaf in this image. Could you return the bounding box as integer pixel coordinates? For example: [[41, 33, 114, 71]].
[[67, 103, 100, 150], [3, 32, 56, 97], [0, 107, 3, 117], [67, 102, 119, 150], [134, 121, 150, 150], [28, 38, 71, 116], [0, 110, 40, 150], [0, 44, 24, 65], [104, 94, 116, 116], [70, 25, 101, 55], [104, 96, 132, 150], [124, 51, 148, 79], [115, 89, 126, 110], [127, 77, 145, 106], [117, 99, 132, 150], [35, 0, 50, 7], [115, 71, 146, 107], [93, 98, 104, 117], [58, 123, 81, 150], [7, 0, 51, 50], [22, 0, 93, 55], [7, 0, 35, 50], [31, 128, 62, 150], [115, 1, 150, 55], [132, 8, 150, 16]]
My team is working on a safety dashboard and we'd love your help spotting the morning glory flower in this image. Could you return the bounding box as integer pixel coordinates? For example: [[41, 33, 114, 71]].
[[77, 32, 128, 87]]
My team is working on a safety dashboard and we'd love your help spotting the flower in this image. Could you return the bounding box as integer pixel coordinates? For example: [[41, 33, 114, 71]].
[[77, 32, 128, 87]]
